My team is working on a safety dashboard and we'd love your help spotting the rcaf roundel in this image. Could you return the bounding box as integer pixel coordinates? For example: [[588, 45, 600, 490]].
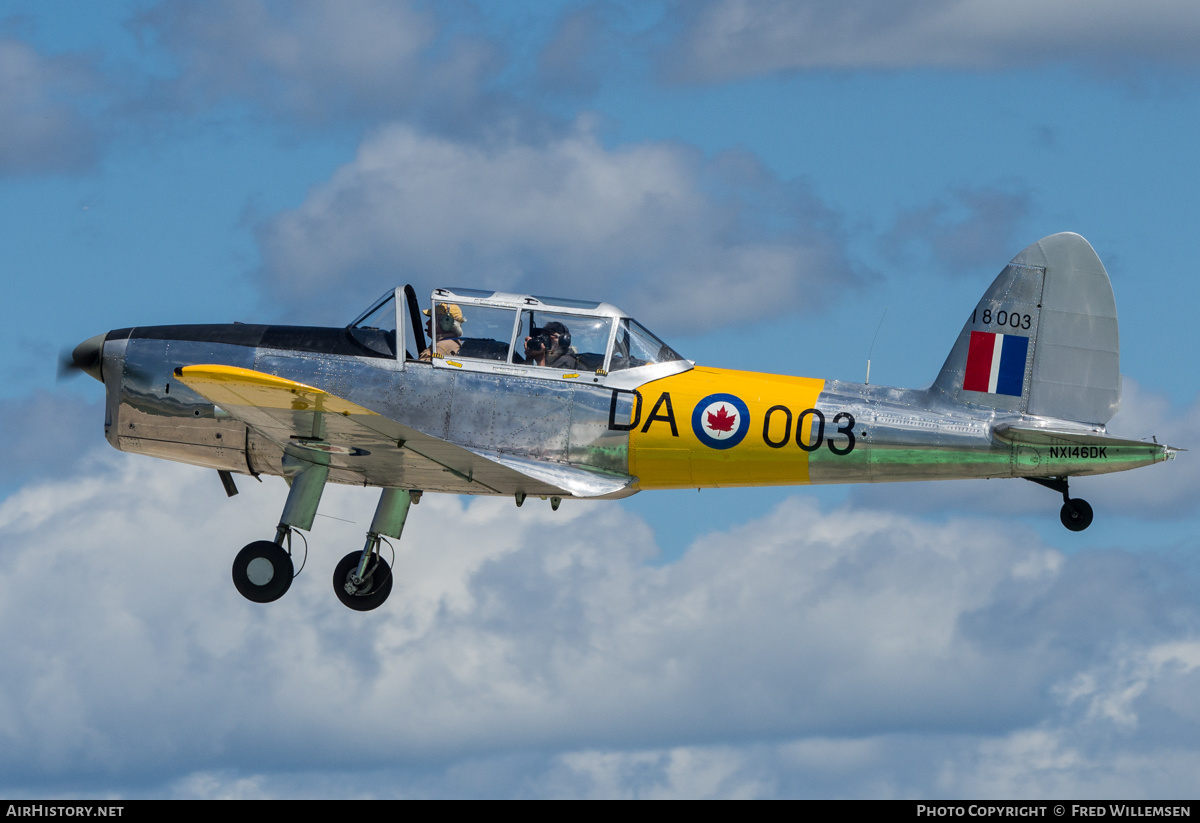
[[691, 393, 750, 450], [293, 441, 371, 457]]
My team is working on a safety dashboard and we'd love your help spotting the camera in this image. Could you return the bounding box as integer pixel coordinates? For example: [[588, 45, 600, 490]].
[[527, 333, 553, 354]]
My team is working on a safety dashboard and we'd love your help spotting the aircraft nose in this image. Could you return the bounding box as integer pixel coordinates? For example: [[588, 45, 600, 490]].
[[72, 333, 107, 382]]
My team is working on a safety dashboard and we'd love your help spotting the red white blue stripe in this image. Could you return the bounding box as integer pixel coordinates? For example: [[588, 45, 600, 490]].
[[963, 331, 1029, 396]]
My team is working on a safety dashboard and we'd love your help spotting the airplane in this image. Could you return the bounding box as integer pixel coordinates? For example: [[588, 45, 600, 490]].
[[66, 232, 1176, 611]]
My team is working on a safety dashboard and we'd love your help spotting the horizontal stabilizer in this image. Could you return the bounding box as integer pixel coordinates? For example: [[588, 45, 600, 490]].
[[992, 424, 1165, 452], [993, 423, 1175, 477]]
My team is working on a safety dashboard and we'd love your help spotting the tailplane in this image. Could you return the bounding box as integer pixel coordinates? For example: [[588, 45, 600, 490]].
[[932, 233, 1120, 426]]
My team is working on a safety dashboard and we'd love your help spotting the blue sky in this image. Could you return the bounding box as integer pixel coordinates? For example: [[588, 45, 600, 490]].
[[2, 0, 1199, 798]]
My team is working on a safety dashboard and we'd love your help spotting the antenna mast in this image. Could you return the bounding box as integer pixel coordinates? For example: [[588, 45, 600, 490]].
[[865, 308, 887, 385]]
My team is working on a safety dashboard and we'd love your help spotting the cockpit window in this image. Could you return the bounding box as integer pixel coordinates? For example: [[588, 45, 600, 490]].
[[349, 293, 397, 358], [608, 319, 683, 371], [425, 302, 517, 362], [515, 311, 611, 371]]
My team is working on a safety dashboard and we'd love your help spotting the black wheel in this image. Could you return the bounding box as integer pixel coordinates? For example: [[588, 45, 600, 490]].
[[333, 551, 393, 611], [232, 540, 294, 603], [1060, 499, 1094, 532]]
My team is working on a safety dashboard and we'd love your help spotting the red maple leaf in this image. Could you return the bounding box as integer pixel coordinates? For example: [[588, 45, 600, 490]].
[[707, 405, 737, 433]]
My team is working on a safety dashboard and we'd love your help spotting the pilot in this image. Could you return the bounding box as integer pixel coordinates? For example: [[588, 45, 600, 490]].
[[524, 321, 579, 369], [419, 302, 465, 361]]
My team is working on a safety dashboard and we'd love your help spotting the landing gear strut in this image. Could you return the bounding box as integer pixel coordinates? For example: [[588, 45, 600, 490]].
[[333, 488, 414, 612], [333, 549, 393, 611], [1026, 476, 1094, 532], [233, 454, 328, 604], [230, 449, 419, 610]]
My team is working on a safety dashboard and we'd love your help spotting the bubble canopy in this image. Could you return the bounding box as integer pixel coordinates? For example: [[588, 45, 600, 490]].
[[350, 286, 688, 377]]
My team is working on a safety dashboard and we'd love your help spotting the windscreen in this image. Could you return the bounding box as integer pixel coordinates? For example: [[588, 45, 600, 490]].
[[608, 319, 683, 371], [349, 293, 397, 358]]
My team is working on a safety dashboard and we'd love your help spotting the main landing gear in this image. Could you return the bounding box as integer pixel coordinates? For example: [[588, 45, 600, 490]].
[[1026, 476, 1094, 532], [231, 453, 327, 603], [229, 455, 418, 611], [333, 487, 411, 612], [232, 539, 294, 603]]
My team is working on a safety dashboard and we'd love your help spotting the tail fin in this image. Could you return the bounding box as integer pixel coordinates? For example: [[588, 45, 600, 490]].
[[932, 233, 1120, 426]]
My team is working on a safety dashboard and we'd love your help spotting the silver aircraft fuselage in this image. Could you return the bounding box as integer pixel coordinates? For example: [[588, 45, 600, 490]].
[[89, 321, 1167, 498], [69, 234, 1178, 609]]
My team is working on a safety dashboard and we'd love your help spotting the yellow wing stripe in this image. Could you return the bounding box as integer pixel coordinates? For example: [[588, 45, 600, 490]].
[[174, 365, 378, 417]]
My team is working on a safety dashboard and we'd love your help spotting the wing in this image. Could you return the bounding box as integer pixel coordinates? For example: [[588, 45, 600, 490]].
[[174, 365, 633, 498]]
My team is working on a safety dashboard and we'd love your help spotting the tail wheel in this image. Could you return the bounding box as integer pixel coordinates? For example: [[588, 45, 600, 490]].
[[233, 541, 294, 603], [1060, 499, 1094, 532], [333, 551, 394, 611]]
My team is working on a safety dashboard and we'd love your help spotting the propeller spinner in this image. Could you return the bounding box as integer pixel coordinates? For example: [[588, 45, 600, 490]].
[[59, 333, 105, 382]]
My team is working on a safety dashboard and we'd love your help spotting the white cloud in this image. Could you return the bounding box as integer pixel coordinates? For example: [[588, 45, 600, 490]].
[[2, 445, 1200, 796], [941, 729, 1200, 798], [1097, 379, 1199, 514], [548, 746, 774, 799], [255, 123, 858, 333], [880, 184, 1034, 277], [660, 0, 1200, 82], [535, 4, 616, 98], [0, 38, 100, 175], [1057, 640, 1200, 730], [137, 0, 504, 128], [0, 391, 104, 493]]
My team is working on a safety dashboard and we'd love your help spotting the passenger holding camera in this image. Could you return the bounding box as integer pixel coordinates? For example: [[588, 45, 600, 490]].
[[523, 321, 579, 370]]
